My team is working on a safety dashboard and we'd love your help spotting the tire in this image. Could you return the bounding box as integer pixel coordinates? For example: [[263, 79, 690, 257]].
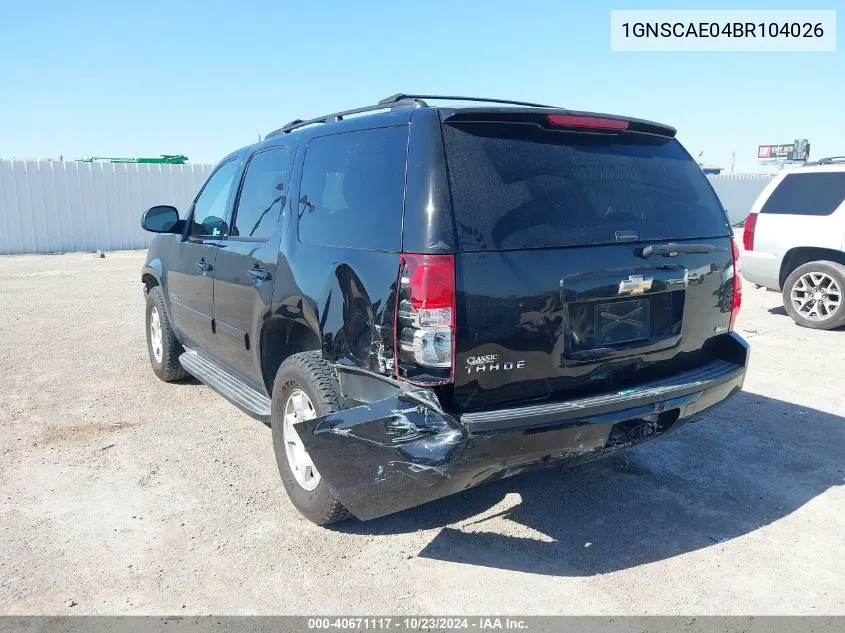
[[782, 260, 845, 330], [271, 351, 351, 525], [145, 286, 190, 382]]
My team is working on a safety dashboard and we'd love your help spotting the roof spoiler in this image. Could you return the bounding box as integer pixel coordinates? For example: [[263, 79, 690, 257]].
[[441, 109, 677, 138]]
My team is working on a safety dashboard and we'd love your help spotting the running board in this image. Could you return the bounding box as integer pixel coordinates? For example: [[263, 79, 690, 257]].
[[179, 348, 272, 421]]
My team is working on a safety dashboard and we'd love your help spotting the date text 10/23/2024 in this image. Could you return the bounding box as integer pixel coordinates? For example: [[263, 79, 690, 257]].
[[307, 617, 529, 630]]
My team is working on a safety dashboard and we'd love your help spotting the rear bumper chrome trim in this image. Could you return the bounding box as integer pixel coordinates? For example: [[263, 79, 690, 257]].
[[461, 354, 746, 431]]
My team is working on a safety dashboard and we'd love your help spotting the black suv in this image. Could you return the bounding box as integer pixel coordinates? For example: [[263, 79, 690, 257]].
[[141, 93, 749, 525]]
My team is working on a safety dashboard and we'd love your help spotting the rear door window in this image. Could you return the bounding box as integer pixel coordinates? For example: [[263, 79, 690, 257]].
[[231, 147, 291, 240], [297, 126, 408, 251], [442, 123, 729, 251], [760, 172, 845, 216]]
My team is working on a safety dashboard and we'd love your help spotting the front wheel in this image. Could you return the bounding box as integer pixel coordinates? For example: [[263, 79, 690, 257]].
[[782, 261, 845, 330], [271, 352, 351, 525], [145, 286, 190, 381]]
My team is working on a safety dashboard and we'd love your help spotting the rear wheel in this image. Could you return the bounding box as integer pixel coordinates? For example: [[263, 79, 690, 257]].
[[782, 261, 845, 330], [271, 352, 350, 525]]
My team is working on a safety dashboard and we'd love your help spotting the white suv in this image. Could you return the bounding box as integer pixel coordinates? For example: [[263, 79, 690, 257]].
[[742, 158, 845, 330]]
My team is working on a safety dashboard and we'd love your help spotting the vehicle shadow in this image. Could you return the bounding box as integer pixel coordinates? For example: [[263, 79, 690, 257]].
[[766, 305, 845, 330], [173, 376, 203, 387], [333, 391, 844, 576]]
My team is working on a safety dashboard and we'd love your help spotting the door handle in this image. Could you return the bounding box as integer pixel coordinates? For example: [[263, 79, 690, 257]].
[[247, 267, 272, 281], [195, 259, 213, 273]]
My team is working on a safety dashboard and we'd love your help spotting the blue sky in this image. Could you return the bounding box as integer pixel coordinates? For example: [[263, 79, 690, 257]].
[[1, 0, 841, 173]]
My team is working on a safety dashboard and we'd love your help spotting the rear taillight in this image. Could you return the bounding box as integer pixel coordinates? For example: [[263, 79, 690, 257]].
[[729, 237, 742, 331], [547, 114, 629, 130], [394, 254, 456, 385], [743, 212, 757, 251]]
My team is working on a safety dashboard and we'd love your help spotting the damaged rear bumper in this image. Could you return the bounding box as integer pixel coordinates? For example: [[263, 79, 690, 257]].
[[296, 333, 749, 521]]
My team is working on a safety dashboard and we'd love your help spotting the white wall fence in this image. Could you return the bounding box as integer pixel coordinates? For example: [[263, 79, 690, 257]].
[[0, 160, 214, 255], [707, 173, 773, 225], [1, 160, 774, 255]]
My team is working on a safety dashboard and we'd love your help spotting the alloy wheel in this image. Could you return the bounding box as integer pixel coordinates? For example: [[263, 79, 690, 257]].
[[283, 389, 321, 491]]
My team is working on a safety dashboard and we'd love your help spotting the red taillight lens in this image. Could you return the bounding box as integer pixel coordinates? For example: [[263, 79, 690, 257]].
[[547, 114, 629, 130], [394, 254, 456, 385], [729, 237, 742, 331], [405, 254, 455, 315], [743, 212, 757, 251]]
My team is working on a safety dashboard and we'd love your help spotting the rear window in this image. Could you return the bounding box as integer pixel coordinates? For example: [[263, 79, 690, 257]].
[[442, 123, 729, 251], [760, 172, 845, 216], [297, 126, 408, 251]]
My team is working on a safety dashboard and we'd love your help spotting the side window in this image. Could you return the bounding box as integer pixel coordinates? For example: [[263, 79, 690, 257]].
[[760, 172, 845, 216], [231, 147, 291, 239], [190, 160, 240, 237], [297, 126, 407, 251]]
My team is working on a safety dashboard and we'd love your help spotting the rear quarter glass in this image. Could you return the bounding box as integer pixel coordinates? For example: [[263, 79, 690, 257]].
[[441, 123, 730, 252], [760, 171, 845, 216], [297, 125, 408, 251]]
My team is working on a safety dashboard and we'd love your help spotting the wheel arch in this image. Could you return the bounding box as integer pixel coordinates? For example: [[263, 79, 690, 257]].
[[142, 259, 164, 295], [142, 272, 159, 293], [779, 247, 845, 289], [259, 316, 323, 395]]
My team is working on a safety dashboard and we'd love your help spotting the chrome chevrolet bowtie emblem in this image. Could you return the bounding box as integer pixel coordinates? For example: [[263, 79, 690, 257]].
[[618, 275, 653, 295]]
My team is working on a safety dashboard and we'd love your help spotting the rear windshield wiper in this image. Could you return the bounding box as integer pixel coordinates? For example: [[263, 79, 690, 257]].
[[636, 243, 726, 258]]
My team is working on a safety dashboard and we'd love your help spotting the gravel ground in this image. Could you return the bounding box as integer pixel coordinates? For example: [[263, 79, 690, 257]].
[[0, 249, 843, 616]]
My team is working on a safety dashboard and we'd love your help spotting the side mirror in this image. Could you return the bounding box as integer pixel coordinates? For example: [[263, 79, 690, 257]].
[[141, 205, 180, 233]]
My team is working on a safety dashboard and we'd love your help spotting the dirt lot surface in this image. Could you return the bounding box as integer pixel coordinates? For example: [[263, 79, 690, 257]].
[[1, 250, 843, 615]]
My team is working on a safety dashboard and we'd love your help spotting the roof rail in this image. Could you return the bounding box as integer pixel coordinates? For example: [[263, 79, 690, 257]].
[[807, 156, 845, 165], [264, 93, 560, 140], [378, 93, 557, 108], [265, 99, 425, 138]]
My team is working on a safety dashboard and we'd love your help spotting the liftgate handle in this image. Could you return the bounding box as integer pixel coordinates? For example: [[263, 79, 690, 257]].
[[247, 267, 272, 281]]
